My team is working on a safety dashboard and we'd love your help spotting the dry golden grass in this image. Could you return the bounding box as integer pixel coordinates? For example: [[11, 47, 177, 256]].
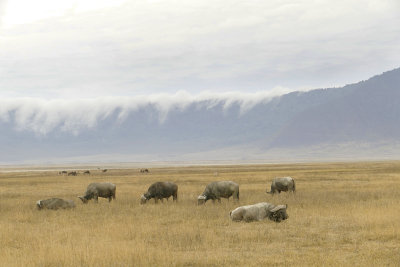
[[1, 161, 400, 266]]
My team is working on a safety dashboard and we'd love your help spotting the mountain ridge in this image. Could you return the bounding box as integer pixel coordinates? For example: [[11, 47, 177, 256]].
[[1, 67, 399, 164]]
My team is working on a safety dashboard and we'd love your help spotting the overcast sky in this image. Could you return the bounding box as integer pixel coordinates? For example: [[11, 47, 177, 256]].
[[0, 0, 399, 99]]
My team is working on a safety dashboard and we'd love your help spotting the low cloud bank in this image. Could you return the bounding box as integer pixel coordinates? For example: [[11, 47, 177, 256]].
[[0, 90, 291, 135]]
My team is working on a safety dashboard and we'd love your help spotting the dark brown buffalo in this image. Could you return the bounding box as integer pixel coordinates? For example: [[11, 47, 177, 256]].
[[140, 182, 178, 204], [78, 182, 116, 203], [197, 181, 239, 205], [266, 177, 296, 194]]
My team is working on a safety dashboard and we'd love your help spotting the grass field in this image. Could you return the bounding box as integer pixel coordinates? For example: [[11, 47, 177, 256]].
[[1, 161, 400, 266]]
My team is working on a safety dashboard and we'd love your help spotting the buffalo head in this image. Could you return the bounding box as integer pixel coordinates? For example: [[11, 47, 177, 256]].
[[197, 195, 206, 205], [78, 196, 89, 204], [140, 195, 148, 205], [268, 204, 288, 222]]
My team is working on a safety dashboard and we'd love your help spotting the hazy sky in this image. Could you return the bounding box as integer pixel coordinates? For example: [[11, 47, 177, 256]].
[[0, 0, 399, 99]]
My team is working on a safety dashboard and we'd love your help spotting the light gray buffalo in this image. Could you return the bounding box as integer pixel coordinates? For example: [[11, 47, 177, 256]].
[[78, 182, 116, 203], [197, 181, 239, 205], [36, 198, 76, 210], [266, 177, 296, 194], [140, 181, 178, 204], [230, 202, 288, 222]]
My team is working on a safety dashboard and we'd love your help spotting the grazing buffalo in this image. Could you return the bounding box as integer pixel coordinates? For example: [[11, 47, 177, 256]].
[[140, 182, 178, 204], [230, 202, 288, 223], [59, 171, 67, 175], [68, 171, 78, 176], [267, 177, 296, 194], [102, 169, 108, 173], [83, 170, 91, 175], [197, 181, 239, 205], [36, 198, 76, 210], [78, 182, 116, 203]]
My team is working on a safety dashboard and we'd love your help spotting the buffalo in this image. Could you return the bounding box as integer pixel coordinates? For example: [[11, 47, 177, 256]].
[[78, 182, 116, 203], [197, 181, 239, 205], [36, 198, 76, 210], [267, 177, 296, 194], [230, 202, 288, 222], [140, 182, 178, 204]]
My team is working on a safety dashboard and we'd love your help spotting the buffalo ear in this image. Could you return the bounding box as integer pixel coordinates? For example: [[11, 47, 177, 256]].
[[269, 206, 280, 213]]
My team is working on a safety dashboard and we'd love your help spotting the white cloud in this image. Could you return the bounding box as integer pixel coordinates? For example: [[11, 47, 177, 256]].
[[0, 0, 399, 98], [0, 90, 290, 134], [1, 0, 126, 27]]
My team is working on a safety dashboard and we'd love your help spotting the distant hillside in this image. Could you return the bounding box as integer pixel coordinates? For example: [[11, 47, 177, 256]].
[[270, 68, 400, 147], [1, 68, 399, 164]]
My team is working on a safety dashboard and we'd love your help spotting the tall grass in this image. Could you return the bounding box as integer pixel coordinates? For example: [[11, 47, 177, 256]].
[[0, 161, 399, 266]]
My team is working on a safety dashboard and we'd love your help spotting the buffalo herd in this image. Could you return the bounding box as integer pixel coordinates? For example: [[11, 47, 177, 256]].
[[36, 173, 296, 223], [59, 170, 91, 176]]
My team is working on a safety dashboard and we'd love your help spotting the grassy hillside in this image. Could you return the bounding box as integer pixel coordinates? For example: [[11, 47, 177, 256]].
[[1, 162, 399, 266]]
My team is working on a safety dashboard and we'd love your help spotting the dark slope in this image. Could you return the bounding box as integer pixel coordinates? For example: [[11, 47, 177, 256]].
[[270, 68, 400, 147]]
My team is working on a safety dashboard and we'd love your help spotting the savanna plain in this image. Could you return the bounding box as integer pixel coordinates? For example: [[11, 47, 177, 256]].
[[1, 161, 400, 266]]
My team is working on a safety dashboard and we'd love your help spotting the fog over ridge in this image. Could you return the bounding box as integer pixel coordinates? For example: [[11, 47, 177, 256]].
[[1, 67, 400, 164], [0, 90, 291, 135]]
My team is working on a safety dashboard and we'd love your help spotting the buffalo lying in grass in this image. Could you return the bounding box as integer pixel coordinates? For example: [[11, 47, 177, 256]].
[[36, 198, 76, 210], [230, 202, 288, 222]]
